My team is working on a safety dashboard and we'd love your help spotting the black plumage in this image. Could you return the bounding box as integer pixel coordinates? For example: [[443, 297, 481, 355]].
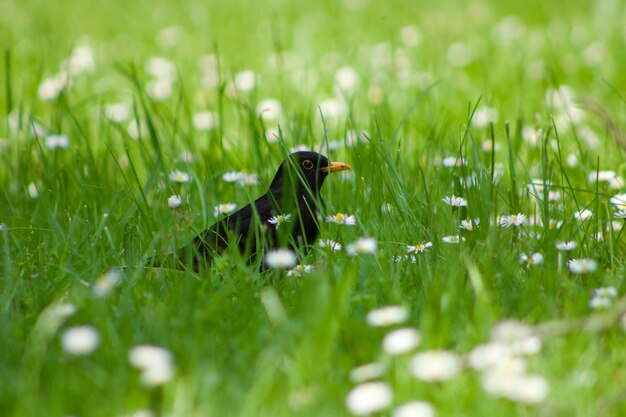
[[169, 151, 351, 271]]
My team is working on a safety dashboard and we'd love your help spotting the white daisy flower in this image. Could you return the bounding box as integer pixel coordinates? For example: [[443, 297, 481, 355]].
[[265, 126, 281, 143], [38, 72, 70, 101], [326, 212, 357, 226], [145, 57, 176, 80], [442, 195, 467, 207], [286, 264, 312, 277], [393, 401, 436, 417], [267, 214, 292, 229], [92, 269, 122, 297], [222, 171, 243, 183], [366, 305, 408, 327], [198, 54, 218, 72], [441, 156, 467, 167], [609, 176, 625, 190], [127, 119, 148, 139], [573, 209, 593, 221], [566, 153, 578, 167], [222, 171, 258, 185], [481, 139, 500, 152], [104, 103, 132, 123], [48, 303, 77, 319], [234, 70, 256, 92], [45, 134, 70, 150], [335, 66, 360, 94], [394, 255, 417, 264], [382, 328, 421, 355], [547, 219, 563, 229], [499, 213, 526, 227], [264, 248, 297, 269], [519, 252, 543, 267], [593, 287, 617, 298], [442, 235, 464, 244], [548, 191, 562, 201], [64, 45, 95, 74], [568, 258, 597, 274], [214, 203, 237, 217], [460, 174, 478, 188], [467, 342, 514, 371], [346, 237, 378, 255], [349, 362, 385, 383], [345, 382, 393, 415], [482, 371, 548, 404], [609, 193, 626, 211], [169, 170, 191, 183], [589, 295, 612, 309], [410, 350, 462, 382], [167, 194, 182, 208], [613, 210, 626, 219], [192, 111, 218, 131], [407, 242, 432, 253], [588, 170, 617, 183], [318, 239, 342, 251], [555, 241, 577, 251], [472, 106, 498, 128], [146, 78, 173, 101], [28, 182, 39, 198], [156, 25, 184, 48], [129, 345, 174, 387], [447, 41, 473, 68], [522, 125, 540, 147], [491, 319, 533, 342], [61, 326, 100, 355], [399, 25, 422, 48], [460, 218, 480, 231], [317, 98, 347, 120], [256, 99, 282, 121], [380, 203, 394, 213]]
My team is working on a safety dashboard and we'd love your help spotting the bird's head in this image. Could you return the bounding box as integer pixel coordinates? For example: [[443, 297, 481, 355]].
[[269, 151, 351, 199]]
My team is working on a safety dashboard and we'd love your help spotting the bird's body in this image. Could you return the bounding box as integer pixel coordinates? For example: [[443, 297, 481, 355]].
[[166, 151, 350, 271]]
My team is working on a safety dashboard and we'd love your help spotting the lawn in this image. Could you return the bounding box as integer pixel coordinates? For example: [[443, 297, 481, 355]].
[[1, 0, 626, 416]]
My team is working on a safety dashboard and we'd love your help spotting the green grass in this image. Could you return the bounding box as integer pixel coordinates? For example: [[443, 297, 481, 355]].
[[1, 0, 626, 416]]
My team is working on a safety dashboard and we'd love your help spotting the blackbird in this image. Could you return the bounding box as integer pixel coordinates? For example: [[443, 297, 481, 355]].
[[164, 151, 351, 271]]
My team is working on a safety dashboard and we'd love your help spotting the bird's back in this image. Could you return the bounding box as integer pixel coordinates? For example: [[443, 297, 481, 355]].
[[181, 187, 322, 271], [188, 193, 276, 269]]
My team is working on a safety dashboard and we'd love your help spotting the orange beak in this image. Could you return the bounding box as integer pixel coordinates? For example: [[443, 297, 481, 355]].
[[321, 161, 352, 173]]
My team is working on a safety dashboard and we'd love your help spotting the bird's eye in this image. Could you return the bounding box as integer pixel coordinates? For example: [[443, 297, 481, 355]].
[[302, 160, 314, 170]]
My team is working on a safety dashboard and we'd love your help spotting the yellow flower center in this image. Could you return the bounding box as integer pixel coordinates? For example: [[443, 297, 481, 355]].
[[335, 213, 344, 222]]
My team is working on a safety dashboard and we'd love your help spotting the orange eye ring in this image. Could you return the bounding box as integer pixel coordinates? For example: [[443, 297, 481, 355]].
[[302, 160, 314, 170]]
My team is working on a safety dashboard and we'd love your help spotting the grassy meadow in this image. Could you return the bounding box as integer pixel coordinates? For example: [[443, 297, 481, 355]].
[[1, 0, 626, 416]]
